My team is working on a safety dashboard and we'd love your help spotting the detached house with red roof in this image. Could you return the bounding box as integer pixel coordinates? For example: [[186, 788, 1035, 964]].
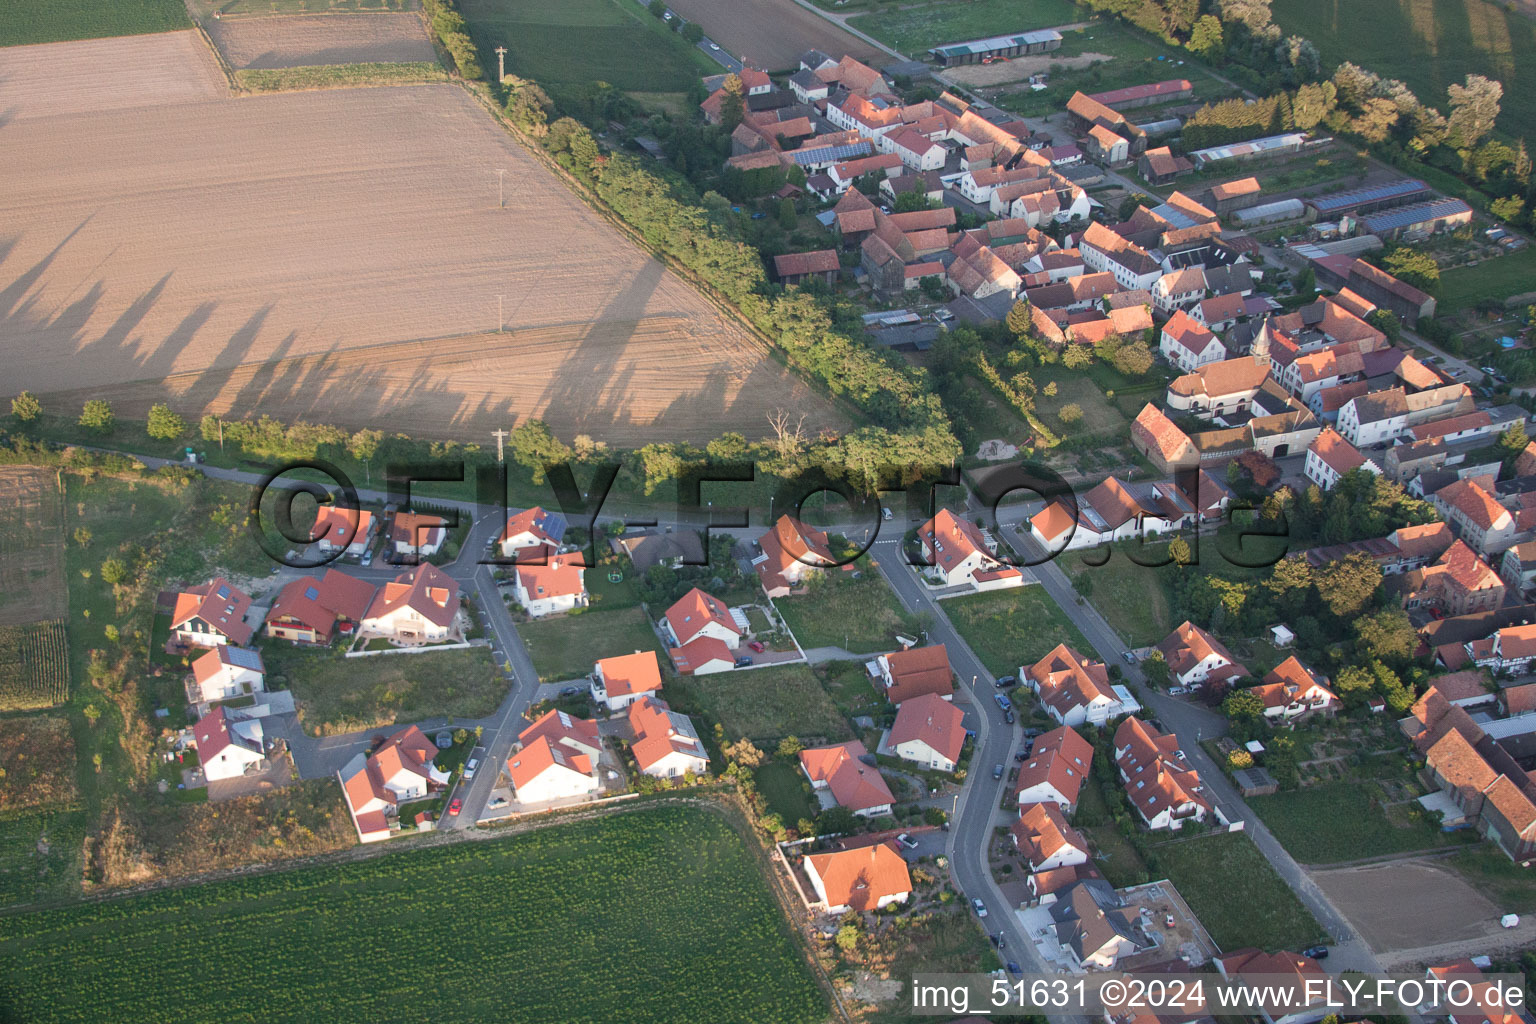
[[1214, 949, 1332, 1024], [309, 505, 374, 558], [591, 650, 663, 711], [171, 578, 255, 648], [753, 515, 838, 598], [804, 842, 911, 914], [510, 545, 588, 618], [889, 692, 966, 772], [662, 587, 743, 678], [1304, 427, 1380, 491], [917, 508, 1023, 591], [629, 696, 709, 779], [868, 644, 954, 705], [1014, 725, 1093, 812], [1158, 621, 1249, 690], [508, 735, 599, 805], [1114, 717, 1213, 831], [190, 645, 266, 703], [1028, 644, 1131, 727], [193, 705, 266, 782], [1251, 657, 1339, 721], [1011, 801, 1091, 872], [498, 506, 566, 556], [338, 726, 449, 842], [266, 569, 376, 645], [387, 511, 447, 560], [1160, 310, 1227, 374], [360, 564, 461, 643], [800, 740, 894, 817]]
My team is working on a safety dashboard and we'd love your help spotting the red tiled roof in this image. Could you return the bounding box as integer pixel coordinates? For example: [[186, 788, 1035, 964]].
[[595, 650, 662, 698], [805, 842, 911, 911], [889, 692, 965, 764], [364, 563, 459, 628], [171, 578, 255, 645], [507, 735, 592, 791], [664, 587, 739, 648], [1309, 427, 1368, 477], [1014, 725, 1093, 808], [773, 249, 840, 278], [1010, 801, 1089, 868], [800, 740, 893, 812]]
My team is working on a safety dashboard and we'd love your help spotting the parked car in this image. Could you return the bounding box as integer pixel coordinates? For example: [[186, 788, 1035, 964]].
[[434, 731, 453, 749], [1022, 728, 1041, 738], [1121, 650, 1136, 664], [1482, 365, 1499, 376], [748, 640, 766, 653], [1303, 944, 1330, 959], [360, 549, 374, 567], [560, 685, 584, 697], [1169, 686, 1190, 695], [1450, 367, 1467, 377], [995, 694, 1011, 711], [1014, 750, 1030, 762], [487, 795, 508, 809], [972, 898, 988, 918], [734, 655, 753, 668], [994, 675, 1016, 688], [996, 932, 1006, 949], [448, 797, 462, 816], [1003, 710, 1015, 724], [464, 758, 480, 781], [1006, 961, 1022, 975], [896, 833, 918, 850], [881, 506, 894, 521], [992, 763, 1004, 780]]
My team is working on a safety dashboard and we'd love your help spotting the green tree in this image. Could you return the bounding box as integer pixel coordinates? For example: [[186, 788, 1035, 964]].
[[777, 197, 796, 229], [146, 403, 186, 440], [78, 399, 114, 435], [776, 736, 804, 757], [1005, 299, 1034, 340], [1223, 689, 1265, 720], [1380, 248, 1440, 293], [1187, 15, 1223, 59], [718, 73, 746, 131], [647, 0, 665, 15], [347, 428, 384, 482], [835, 923, 860, 952], [1058, 403, 1084, 424], [1169, 536, 1193, 566], [1447, 74, 1502, 149], [1314, 552, 1382, 617], [10, 391, 41, 423], [1112, 339, 1154, 375], [1499, 422, 1530, 461], [1492, 196, 1526, 224], [73, 527, 92, 548], [1062, 345, 1093, 369], [681, 20, 704, 43], [1353, 607, 1418, 662], [99, 557, 127, 586]]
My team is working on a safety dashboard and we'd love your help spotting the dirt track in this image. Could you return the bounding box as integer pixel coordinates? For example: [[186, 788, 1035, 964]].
[[0, 34, 842, 443], [660, 0, 884, 70], [1312, 859, 1499, 953], [206, 12, 435, 69]]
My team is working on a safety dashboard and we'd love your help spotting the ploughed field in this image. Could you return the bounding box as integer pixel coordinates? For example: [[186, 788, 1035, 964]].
[[205, 11, 436, 69], [0, 33, 841, 443], [656, 0, 884, 69]]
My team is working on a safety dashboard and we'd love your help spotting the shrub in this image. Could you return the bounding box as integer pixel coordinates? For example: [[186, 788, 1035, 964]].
[[146, 404, 186, 441], [78, 400, 114, 435], [10, 392, 40, 423], [1058, 403, 1084, 424]]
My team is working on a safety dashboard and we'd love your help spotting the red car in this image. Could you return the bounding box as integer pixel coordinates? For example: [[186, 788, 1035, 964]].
[[748, 640, 766, 652], [448, 797, 462, 816]]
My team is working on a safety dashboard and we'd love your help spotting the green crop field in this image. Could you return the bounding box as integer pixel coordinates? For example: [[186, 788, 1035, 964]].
[[848, 0, 1083, 55], [458, 0, 716, 95], [0, 805, 827, 1024], [1271, 0, 1536, 142], [1150, 832, 1326, 952], [1, 0, 188, 47]]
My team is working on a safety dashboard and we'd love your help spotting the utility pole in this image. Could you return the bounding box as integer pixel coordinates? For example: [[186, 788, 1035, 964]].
[[217, 418, 224, 451], [497, 168, 506, 208], [498, 294, 503, 332], [495, 45, 506, 83], [492, 429, 509, 463]]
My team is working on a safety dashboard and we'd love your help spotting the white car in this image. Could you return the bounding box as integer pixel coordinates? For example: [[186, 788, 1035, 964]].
[[464, 757, 480, 781], [972, 898, 988, 918]]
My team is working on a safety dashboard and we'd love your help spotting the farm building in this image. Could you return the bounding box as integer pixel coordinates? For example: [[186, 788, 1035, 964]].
[[1088, 79, 1193, 110], [1353, 198, 1473, 241], [1138, 146, 1193, 186], [1310, 255, 1436, 324], [1305, 179, 1430, 220], [928, 30, 1062, 66], [1207, 177, 1262, 215], [1187, 133, 1305, 168], [1232, 198, 1305, 226], [773, 249, 840, 286]]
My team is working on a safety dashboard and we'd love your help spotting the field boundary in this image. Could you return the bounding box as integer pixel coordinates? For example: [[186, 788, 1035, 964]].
[[234, 61, 447, 92], [190, 18, 240, 93]]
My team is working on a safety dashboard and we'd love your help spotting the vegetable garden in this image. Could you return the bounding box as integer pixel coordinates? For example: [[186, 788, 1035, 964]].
[[0, 621, 70, 711], [0, 805, 828, 1023]]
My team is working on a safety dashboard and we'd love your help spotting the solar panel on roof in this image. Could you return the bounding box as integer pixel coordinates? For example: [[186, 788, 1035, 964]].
[[1362, 198, 1471, 232], [304, 586, 319, 600], [227, 647, 263, 671], [1309, 179, 1427, 213]]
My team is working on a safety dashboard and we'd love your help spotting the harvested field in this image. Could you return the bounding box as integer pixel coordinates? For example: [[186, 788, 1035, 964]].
[[0, 716, 78, 813], [658, 0, 885, 69], [0, 31, 227, 118], [944, 52, 1111, 87], [206, 12, 434, 69], [0, 36, 842, 444], [1313, 859, 1499, 952], [0, 467, 68, 626]]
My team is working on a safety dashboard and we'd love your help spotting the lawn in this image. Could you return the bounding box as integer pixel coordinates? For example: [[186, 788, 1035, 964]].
[[1066, 550, 1174, 648], [0, 0, 187, 47], [263, 643, 507, 735], [944, 586, 1089, 677], [458, 0, 716, 96], [773, 570, 913, 654], [1439, 247, 1536, 311], [1149, 832, 1327, 952], [1248, 781, 1471, 864], [518, 605, 662, 682], [0, 805, 829, 1024], [1271, 0, 1536, 143], [848, 0, 1084, 55], [1076, 774, 1150, 887], [1036, 372, 1130, 439], [235, 63, 448, 93], [670, 664, 852, 744], [1445, 844, 1536, 914], [756, 759, 819, 825]]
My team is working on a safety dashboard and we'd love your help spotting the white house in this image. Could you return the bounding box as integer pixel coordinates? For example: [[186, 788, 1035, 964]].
[[661, 588, 741, 649], [888, 692, 966, 772], [193, 706, 265, 782], [916, 508, 1023, 590], [1160, 310, 1227, 373], [309, 506, 374, 558], [1251, 657, 1340, 721], [1304, 427, 1380, 491], [387, 512, 447, 559], [1013, 725, 1093, 813], [170, 578, 255, 648], [629, 696, 710, 778], [498, 506, 567, 556], [190, 645, 266, 702], [800, 740, 893, 817], [1027, 644, 1127, 727], [1011, 801, 1091, 872], [1151, 266, 1206, 314], [1029, 477, 1193, 553], [360, 564, 460, 642], [804, 843, 911, 914], [507, 736, 599, 804], [591, 650, 663, 711], [885, 128, 945, 171], [1114, 717, 1213, 831], [1157, 621, 1249, 689], [338, 726, 450, 843], [509, 545, 588, 618]]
